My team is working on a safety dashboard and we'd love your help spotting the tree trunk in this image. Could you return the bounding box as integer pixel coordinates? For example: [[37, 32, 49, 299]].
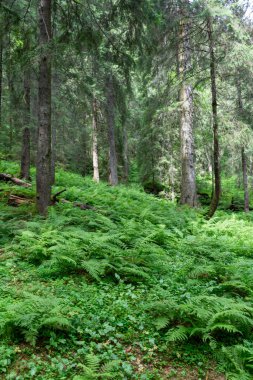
[[123, 122, 129, 182], [106, 74, 118, 186], [21, 128, 30, 180], [0, 31, 2, 130], [20, 65, 31, 180], [36, 0, 52, 216], [237, 77, 249, 212], [178, 12, 196, 207], [241, 147, 249, 212], [207, 16, 221, 218], [92, 97, 99, 182], [51, 122, 56, 184]]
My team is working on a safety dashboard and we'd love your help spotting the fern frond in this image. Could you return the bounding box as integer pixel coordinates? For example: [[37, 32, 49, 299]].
[[166, 326, 189, 342]]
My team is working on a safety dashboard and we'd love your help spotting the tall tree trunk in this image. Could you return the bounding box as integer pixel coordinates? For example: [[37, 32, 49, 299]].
[[7, 74, 14, 158], [178, 14, 196, 207], [241, 147, 249, 212], [0, 0, 3, 131], [207, 16, 221, 218], [36, 0, 52, 216], [92, 97, 99, 182], [0, 33, 2, 130], [106, 74, 118, 186], [123, 122, 129, 182], [20, 55, 31, 180], [21, 128, 30, 180], [51, 122, 56, 184], [237, 77, 249, 212]]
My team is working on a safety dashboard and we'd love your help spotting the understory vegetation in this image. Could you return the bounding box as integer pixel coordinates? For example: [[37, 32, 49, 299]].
[[0, 161, 253, 379]]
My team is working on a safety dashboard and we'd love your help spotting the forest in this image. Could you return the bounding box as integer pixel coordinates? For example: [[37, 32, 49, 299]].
[[0, 0, 253, 379]]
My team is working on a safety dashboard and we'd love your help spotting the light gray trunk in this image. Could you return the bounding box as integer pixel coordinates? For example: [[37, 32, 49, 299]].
[[123, 123, 129, 182], [106, 74, 118, 186], [92, 97, 99, 182], [237, 77, 249, 212], [242, 147, 249, 212], [178, 13, 196, 206], [36, 0, 52, 216], [207, 15, 221, 219]]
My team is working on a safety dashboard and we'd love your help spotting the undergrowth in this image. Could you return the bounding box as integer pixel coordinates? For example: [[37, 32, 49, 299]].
[[1, 160, 253, 379]]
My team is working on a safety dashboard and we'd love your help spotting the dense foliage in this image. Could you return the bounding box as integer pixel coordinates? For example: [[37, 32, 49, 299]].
[[1, 0, 253, 378], [0, 161, 253, 379]]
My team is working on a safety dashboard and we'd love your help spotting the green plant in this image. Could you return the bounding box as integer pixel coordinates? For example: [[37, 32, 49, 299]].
[[0, 294, 72, 345], [73, 353, 120, 379]]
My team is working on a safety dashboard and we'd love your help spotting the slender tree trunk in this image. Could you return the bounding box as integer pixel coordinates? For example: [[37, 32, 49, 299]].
[[207, 16, 221, 218], [0, 34, 2, 130], [21, 128, 30, 180], [237, 77, 249, 212], [241, 147, 249, 212], [7, 74, 14, 158], [36, 0, 52, 216], [51, 122, 56, 184], [106, 74, 118, 186], [178, 13, 196, 206], [92, 97, 99, 182], [123, 122, 129, 182], [20, 62, 31, 180]]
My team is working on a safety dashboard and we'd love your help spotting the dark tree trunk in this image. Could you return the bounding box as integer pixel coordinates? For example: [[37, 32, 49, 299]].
[[207, 16, 221, 218], [51, 122, 56, 184], [20, 65, 31, 180], [106, 74, 118, 186], [36, 0, 52, 216], [92, 97, 99, 182], [0, 32, 2, 130]]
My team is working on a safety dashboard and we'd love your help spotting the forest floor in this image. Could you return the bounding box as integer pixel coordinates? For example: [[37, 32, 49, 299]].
[[0, 161, 253, 379]]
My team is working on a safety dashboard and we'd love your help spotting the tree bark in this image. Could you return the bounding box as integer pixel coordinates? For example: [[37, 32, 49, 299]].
[[51, 121, 56, 184], [178, 13, 196, 207], [106, 74, 118, 186], [92, 97, 99, 182], [241, 147, 249, 212], [0, 32, 2, 130], [36, 0, 52, 216], [237, 77, 249, 212], [0, 0, 3, 131], [20, 63, 31, 180], [123, 122, 129, 182], [207, 16, 221, 218], [0, 173, 31, 187]]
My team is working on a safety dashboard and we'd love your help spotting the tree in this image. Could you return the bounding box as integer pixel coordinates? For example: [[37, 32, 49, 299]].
[[178, 3, 197, 206], [36, 0, 52, 216], [106, 73, 118, 186], [20, 35, 31, 180], [207, 14, 221, 218]]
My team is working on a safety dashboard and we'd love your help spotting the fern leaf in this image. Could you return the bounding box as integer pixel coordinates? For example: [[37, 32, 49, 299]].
[[166, 326, 189, 342]]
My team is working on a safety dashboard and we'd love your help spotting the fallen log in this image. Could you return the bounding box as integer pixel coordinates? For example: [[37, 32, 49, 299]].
[[0, 173, 31, 188], [73, 202, 96, 210], [7, 189, 96, 211], [8, 194, 33, 207]]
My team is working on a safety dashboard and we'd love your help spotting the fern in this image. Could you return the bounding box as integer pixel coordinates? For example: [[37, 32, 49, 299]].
[[0, 294, 72, 345], [166, 326, 189, 342], [73, 354, 120, 379]]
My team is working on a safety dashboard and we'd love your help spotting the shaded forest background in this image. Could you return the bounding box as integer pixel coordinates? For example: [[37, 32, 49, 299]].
[[0, 0, 252, 216]]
